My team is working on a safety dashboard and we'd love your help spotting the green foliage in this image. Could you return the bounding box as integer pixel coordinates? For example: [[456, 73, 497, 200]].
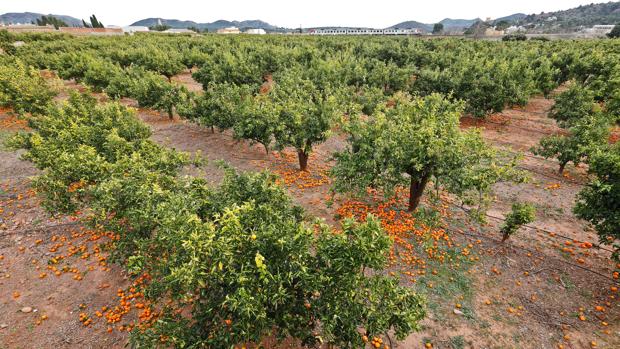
[[232, 91, 280, 153], [500, 202, 536, 241], [187, 72, 340, 170], [122, 46, 185, 79], [574, 143, 620, 260], [131, 71, 189, 119], [131, 175, 425, 348], [549, 82, 597, 127], [502, 34, 527, 41], [89, 14, 104, 28], [82, 58, 124, 92], [12, 89, 426, 349], [432, 23, 444, 34], [332, 92, 522, 213], [179, 82, 255, 132], [521, 2, 620, 30], [9, 92, 185, 215], [533, 112, 611, 173], [270, 72, 340, 170], [149, 24, 171, 32], [495, 20, 511, 31], [0, 59, 56, 115], [13, 32, 589, 121], [608, 24, 620, 39]]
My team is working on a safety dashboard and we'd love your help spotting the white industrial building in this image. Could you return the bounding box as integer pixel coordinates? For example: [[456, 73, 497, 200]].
[[163, 28, 195, 34], [504, 26, 526, 34], [309, 28, 422, 35], [122, 26, 150, 34], [581, 25, 615, 37], [245, 28, 266, 35]]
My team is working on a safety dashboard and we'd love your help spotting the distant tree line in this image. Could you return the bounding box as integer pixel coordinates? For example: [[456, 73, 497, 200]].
[[82, 15, 104, 28], [32, 14, 104, 29], [34, 15, 67, 29], [149, 24, 171, 31], [608, 24, 620, 38]]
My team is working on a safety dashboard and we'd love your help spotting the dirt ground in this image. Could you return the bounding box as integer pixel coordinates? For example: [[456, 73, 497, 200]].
[[1, 75, 619, 349]]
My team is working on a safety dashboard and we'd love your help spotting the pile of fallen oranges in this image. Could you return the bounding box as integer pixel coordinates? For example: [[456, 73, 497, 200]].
[[336, 187, 468, 283]]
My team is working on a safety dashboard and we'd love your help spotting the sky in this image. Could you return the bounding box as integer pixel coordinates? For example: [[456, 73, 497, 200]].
[[0, 0, 605, 28]]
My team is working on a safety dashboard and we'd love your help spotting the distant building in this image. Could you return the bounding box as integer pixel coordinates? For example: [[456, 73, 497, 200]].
[[245, 28, 266, 35], [484, 28, 504, 37], [308, 28, 421, 35], [217, 26, 241, 34], [505, 25, 526, 34], [593, 24, 615, 34], [58, 27, 123, 36], [122, 26, 150, 34], [163, 28, 195, 34], [583, 25, 615, 37]]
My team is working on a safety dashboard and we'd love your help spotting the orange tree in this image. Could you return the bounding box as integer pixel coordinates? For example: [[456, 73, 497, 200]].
[[500, 202, 536, 242], [11, 91, 427, 348], [130, 168, 425, 348], [533, 113, 611, 174], [574, 143, 620, 261], [548, 82, 598, 127], [270, 71, 341, 171], [179, 82, 279, 152], [191, 71, 342, 171], [0, 59, 56, 116], [332, 92, 522, 213]]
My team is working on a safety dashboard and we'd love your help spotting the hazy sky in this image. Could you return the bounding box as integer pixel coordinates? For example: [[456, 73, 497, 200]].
[[1, 0, 603, 28]]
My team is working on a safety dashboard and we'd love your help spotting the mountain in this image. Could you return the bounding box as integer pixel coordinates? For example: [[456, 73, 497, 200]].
[[493, 13, 527, 24], [387, 20, 432, 31], [0, 12, 83, 26], [130, 18, 287, 32], [387, 18, 479, 32], [388, 1, 620, 33], [519, 1, 620, 30], [439, 18, 480, 29], [131, 18, 198, 29]]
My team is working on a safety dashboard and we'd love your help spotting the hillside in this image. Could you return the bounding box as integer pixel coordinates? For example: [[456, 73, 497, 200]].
[[0, 12, 83, 26], [493, 13, 527, 24], [520, 1, 620, 31], [390, 1, 620, 33], [387, 20, 432, 31], [130, 18, 286, 32], [387, 18, 480, 32], [439, 18, 480, 29]]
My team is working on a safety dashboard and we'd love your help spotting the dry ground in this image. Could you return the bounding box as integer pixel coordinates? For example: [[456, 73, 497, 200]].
[[1, 75, 619, 349]]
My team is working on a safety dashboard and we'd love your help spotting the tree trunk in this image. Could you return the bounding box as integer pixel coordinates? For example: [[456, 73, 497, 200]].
[[408, 174, 430, 212], [298, 149, 309, 171], [167, 106, 174, 120], [501, 231, 510, 243], [558, 162, 566, 175]]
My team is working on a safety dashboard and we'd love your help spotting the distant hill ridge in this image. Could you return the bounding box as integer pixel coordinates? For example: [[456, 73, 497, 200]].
[[130, 18, 286, 32], [0, 12, 83, 26], [519, 1, 620, 29]]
